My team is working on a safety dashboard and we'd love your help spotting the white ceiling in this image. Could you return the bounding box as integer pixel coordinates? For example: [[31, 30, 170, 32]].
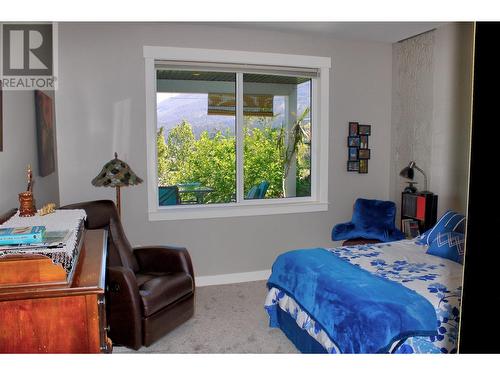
[[203, 22, 445, 43]]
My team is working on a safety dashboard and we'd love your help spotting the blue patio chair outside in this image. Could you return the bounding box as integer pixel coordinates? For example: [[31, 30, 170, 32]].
[[159, 186, 180, 206], [257, 181, 269, 199], [246, 185, 261, 199]]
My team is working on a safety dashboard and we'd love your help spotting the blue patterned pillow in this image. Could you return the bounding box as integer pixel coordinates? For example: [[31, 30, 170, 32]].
[[416, 211, 466, 246], [426, 231, 465, 264]]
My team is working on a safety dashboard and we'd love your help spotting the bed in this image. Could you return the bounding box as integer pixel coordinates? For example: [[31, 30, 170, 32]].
[[264, 239, 463, 354]]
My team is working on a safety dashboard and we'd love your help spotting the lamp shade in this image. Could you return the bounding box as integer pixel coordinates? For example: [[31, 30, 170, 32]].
[[399, 161, 415, 180], [91, 152, 143, 187], [399, 160, 429, 192]]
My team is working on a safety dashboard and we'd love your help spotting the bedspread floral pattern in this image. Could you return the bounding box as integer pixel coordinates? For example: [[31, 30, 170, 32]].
[[265, 240, 463, 354]]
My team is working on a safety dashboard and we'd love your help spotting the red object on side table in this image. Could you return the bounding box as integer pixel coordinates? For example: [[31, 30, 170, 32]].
[[401, 192, 438, 233], [416, 196, 426, 220]]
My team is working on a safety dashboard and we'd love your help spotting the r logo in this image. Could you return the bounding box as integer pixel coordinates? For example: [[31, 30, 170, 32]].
[[2, 24, 53, 76]]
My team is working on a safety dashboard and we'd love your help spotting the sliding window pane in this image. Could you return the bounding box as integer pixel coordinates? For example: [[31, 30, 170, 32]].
[[156, 70, 236, 205], [243, 73, 312, 200]]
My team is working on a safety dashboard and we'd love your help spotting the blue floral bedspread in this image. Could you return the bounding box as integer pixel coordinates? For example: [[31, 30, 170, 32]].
[[264, 240, 463, 354]]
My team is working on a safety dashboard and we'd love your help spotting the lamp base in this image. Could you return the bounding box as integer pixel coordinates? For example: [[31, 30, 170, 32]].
[[116, 186, 121, 217], [403, 182, 418, 194]]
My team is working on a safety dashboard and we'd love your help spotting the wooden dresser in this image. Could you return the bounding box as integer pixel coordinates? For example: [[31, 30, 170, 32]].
[[0, 229, 111, 353]]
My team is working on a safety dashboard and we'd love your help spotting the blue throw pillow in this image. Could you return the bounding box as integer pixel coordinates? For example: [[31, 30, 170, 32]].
[[416, 211, 466, 246], [426, 231, 465, 264]]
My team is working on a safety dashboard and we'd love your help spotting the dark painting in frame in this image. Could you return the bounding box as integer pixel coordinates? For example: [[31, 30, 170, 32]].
[[349, 122, 359, 136], [358, 124, 371, 135], [358, 149, 371, 159], [0, 88, 3, 152], [359, 159, 368, 174], [348, 147, 358, 161], [360, 135, 369, 149], [34, 90, 56, 177], [347, 161, 359, 172], [347, 136, 360, 147]]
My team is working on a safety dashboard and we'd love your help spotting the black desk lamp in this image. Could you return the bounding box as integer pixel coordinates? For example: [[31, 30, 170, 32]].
[[399, 161, 431, 194]]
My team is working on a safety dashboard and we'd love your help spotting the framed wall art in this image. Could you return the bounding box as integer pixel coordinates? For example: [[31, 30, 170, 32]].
[[34, 90, 56, 176], [347, 161, 359, 172], [359, 159, 368, 174], [359, 124, 371, 135], [358, 149, 371, 159], [348, 147, 358, 161], [0, 88, 3, 152], [347, 136, 360, 147], [360, 135, 369, 149], [349, 122, 359, 136], [346, 121, 372, 173]]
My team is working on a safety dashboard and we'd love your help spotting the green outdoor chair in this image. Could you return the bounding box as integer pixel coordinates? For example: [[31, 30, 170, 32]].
[[159, 186, 180, 206], [246, 181, 269, 199], [246, 185, 260, 199], [257, 181, 269, 199]]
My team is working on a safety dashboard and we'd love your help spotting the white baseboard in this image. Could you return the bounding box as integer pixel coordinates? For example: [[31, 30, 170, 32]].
[[196, 269, 271, 287]]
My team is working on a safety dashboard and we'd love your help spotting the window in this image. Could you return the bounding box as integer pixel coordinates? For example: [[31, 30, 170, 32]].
[[144, 47, 330, 220]]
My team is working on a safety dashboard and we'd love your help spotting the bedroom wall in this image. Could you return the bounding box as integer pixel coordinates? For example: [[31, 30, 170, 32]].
[[0, 90, 60, 214], [55, 22, 393, 277], [390, 23, 473, 221]]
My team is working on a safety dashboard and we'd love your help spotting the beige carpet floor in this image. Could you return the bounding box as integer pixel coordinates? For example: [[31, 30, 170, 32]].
[[113, 280, 299, 354]]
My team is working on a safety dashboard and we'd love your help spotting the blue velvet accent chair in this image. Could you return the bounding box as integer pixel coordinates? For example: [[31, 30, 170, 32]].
[[159, 186, 180, 206], [332, 198, 405, 244]]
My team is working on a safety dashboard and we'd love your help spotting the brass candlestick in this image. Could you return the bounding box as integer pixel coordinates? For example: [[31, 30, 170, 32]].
[[19, 191, 36, 217], [19, 164, 36, 217]]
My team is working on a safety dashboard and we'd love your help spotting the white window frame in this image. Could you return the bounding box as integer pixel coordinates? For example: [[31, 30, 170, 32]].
[[144, 46, 331, 221]]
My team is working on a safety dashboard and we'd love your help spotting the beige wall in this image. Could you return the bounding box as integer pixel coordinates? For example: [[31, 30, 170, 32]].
[[54, 22, 393, 276], [431, 23, 473, 217], [0, 90, 60, 214], [390, 23, 473, 222]]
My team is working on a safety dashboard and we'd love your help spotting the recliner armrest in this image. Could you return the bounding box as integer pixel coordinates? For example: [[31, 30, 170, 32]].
[[134, 246, 195, 287], [106, 266, 143, 350], [331, 221, 356, 241]]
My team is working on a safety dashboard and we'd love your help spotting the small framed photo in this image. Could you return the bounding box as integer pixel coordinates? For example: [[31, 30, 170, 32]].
[[347, 136, 360, 147], [359, 159, 368, 174], [358, 148, 370, 159], [358, 124, 371, 135], [347, 161, 359, 172], [359, 135, 369, 149], [349, 122, 359, 136], [348, 147, 358, 161]]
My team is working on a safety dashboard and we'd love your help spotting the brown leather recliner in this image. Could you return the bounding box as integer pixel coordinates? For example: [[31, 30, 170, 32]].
[[60, 200, 195, 350]]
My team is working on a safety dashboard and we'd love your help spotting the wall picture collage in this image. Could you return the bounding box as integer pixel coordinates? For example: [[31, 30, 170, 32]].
[[347, 121, 371, 173]]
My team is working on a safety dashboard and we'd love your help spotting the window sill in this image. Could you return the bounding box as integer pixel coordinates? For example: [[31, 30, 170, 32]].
[[148, 201, 329, 221]]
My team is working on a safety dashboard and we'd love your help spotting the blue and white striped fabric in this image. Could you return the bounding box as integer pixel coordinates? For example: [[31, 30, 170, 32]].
[[416, 211, 466, 246]]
